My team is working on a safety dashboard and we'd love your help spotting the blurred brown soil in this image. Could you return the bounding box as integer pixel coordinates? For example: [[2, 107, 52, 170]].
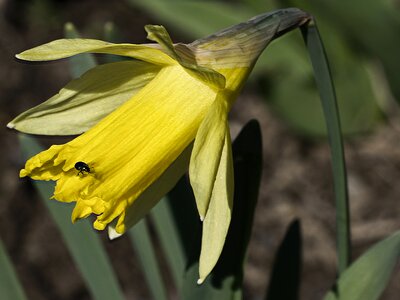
[[231, 96, 400, 300], [0, 1, 399, 299]]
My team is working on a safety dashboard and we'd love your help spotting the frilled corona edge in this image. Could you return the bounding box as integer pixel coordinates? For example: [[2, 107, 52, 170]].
[[12, 8, 311, 283]]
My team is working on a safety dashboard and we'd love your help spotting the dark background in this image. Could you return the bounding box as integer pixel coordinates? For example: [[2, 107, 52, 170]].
[[1, 0, 399, 299]]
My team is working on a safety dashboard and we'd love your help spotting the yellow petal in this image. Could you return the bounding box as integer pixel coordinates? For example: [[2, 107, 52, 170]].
[[8, 60, 160, 135], [189, 92, 229, 219], [145, 25, 226, 90], [20, 144, 65, 180], [108, 145, 192, 237], [20, 64, 217, 231], [16, 38, 175, 65], [13, 9, 314, 286], [198, 129, 234, 283]]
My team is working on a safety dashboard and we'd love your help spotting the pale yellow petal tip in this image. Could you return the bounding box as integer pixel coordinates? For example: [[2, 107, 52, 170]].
[[6, 122, 15, 129], [72, 204, 93, 224], [108, 226, 123, 240], [197, 278, 205, 285], [200, 215, 205, 222], [19, 169, 28, 178], [71, 211, 80, 224], [15, 52, 29, 60], [16, 51, 37, 61], [93, 219, 107, 231]]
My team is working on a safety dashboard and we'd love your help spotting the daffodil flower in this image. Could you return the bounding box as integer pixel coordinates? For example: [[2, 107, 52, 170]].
[[9, 8, 310, 282]]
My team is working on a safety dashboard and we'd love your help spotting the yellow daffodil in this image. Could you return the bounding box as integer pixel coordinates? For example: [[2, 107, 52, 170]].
[[9, 8, 310, 282]]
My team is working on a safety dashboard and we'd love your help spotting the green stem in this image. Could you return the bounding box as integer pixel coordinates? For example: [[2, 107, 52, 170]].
[[301, 21, 351, 275]]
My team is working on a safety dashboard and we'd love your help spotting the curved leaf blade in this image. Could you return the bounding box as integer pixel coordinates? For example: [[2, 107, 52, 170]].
[[301, 21, 350, 274], [324, 231, 400, 300], [0, 239, 27, 300], [129, 220, 168, 300]]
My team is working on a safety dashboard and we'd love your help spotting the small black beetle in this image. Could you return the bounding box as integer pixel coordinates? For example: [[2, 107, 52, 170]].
[[75, 161, 91, 175]]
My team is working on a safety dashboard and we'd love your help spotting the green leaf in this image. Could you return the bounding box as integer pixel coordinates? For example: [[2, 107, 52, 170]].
[[103, 22, 127, 63], [288, 0, 400, 104], [265, 219, 302, 300], [150, 199, 186, 289], [261, 9, 380, 137], [150, 175, 201, 293], [324, 231, 400, 300], [132, 1, 381, 136], [181, 120, 263, 299], [18, 134, 124, 300], [128, 0, 255, 38], [301, 21, 350, 274], [64, 22, 97, 78], [104, 22, 123, 44], [263, 34, 380, 136], [129, 220, 168, 300], [0, 239, 27, 300], [131, 2, 310, 75], [123, 147, 192, 297]]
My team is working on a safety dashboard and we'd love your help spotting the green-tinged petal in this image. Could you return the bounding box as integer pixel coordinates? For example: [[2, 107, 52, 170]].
[[16, 38, 174, 65], [145, 25, 226, 90], [108, 145, 192, 238], [20, 64, 216, 234], [198, 129, 234, 283], [145, 25, 178, 60], [8, 60, 160, 135], [12, 10, 313, 286], [190, 8, 311, 69], [189, 93, 229, 219]]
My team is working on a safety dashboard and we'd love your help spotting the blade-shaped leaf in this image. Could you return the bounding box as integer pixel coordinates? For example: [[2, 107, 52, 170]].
[[0, 239, 27, 300], [150, 199, 186, 289], [262, 31, 380, 136], [301, 21, 350, 274], [128, 0, 299, 77], [103, 22, 127, 63], [129, 220, 168, 300], [150, 171, 201, 293], [324, 231, 400, 300], [289, 0, 400, 104], [129, 0, 254, 38], [18, 134, 124, 300]]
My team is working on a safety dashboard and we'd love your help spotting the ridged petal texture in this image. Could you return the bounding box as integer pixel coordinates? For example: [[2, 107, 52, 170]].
[[13, 8, 311, 283], [21, 65, 216, 234], [8, 60, 161, 135]]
